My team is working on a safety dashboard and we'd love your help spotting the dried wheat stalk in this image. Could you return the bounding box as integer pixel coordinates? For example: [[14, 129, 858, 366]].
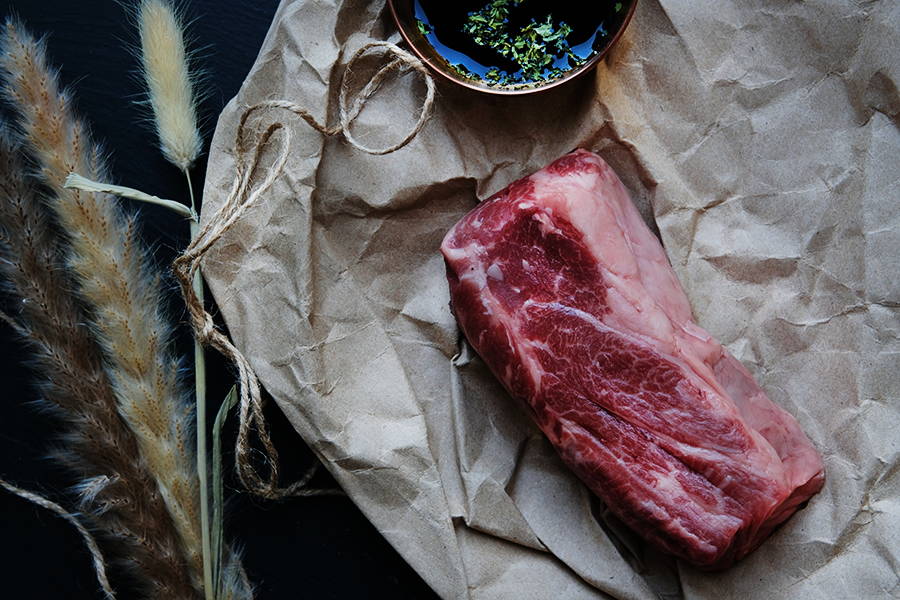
[[0, 118, 197, 598], [0, 18, 253, 599]]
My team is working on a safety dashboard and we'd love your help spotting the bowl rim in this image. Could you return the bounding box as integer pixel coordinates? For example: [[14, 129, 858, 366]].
[[388, 0, 638, 96]]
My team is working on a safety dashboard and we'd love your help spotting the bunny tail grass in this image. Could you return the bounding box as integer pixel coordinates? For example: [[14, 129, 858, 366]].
[[0, 120, 197, 598], [0, 19, 251, 599], [138, 0, 202, 171], [136, 2, 211, 594]]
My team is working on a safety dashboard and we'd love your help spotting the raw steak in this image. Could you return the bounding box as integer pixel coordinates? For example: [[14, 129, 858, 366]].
[[440, 149, 825, 570]]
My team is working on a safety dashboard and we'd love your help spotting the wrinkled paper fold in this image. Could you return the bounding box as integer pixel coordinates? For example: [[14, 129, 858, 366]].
[[200, 1, 900, 598]]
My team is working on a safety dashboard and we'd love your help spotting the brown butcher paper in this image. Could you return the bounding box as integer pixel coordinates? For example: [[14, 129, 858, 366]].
[[199, 1, 900, 599]]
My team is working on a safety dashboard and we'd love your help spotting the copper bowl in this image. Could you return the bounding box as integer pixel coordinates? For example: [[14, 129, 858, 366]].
[[388, 0, 637, 96]]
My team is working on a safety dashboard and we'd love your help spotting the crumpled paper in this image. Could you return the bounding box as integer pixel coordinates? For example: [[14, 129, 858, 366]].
[[199, 0, 900, 598]]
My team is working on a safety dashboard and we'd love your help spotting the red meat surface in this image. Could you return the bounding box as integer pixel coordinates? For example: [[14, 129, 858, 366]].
[[440, 149, 825, 570]]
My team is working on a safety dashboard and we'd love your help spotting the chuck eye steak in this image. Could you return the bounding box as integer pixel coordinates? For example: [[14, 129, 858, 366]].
[[440, 149, 825, 570]]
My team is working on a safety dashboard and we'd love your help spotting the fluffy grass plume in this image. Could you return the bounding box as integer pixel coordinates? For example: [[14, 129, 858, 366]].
[[0, 18, 241, 598], [136, 0, 215, 595], [0, 120, 197, 598], [138, 0, 202, 171]]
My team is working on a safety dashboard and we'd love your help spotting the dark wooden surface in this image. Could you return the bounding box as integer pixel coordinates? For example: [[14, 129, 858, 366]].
[[0, 1, 440, 598]]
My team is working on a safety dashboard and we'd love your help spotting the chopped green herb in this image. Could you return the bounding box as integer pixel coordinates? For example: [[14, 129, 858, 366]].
[[457, 0, 588, 87], [453, 63, 483, 82], [417, 19, 434, 36]]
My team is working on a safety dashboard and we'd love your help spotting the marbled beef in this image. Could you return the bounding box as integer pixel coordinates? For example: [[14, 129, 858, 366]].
[[440, 149, 825, 570]]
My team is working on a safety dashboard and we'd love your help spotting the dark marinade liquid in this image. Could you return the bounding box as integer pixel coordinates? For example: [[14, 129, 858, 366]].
[[415, 0, 619, 82]]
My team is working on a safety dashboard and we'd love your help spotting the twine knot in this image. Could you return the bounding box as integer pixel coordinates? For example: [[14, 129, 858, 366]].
[[173, 41, 436, 499]]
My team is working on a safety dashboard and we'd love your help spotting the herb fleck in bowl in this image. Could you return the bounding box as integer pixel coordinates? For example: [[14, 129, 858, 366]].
[[389, 0, 637, 96]]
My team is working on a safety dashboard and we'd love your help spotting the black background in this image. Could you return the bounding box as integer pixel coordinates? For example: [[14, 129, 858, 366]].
[[0, 1, 440, 599]]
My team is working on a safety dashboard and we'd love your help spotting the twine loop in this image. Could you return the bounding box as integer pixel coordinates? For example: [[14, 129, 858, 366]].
[[173, 41, 435, 500]]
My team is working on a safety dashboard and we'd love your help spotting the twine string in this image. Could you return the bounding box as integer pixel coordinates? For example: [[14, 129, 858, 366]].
[[173, 41, 435, 500], [0, 478, 116, 600]]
